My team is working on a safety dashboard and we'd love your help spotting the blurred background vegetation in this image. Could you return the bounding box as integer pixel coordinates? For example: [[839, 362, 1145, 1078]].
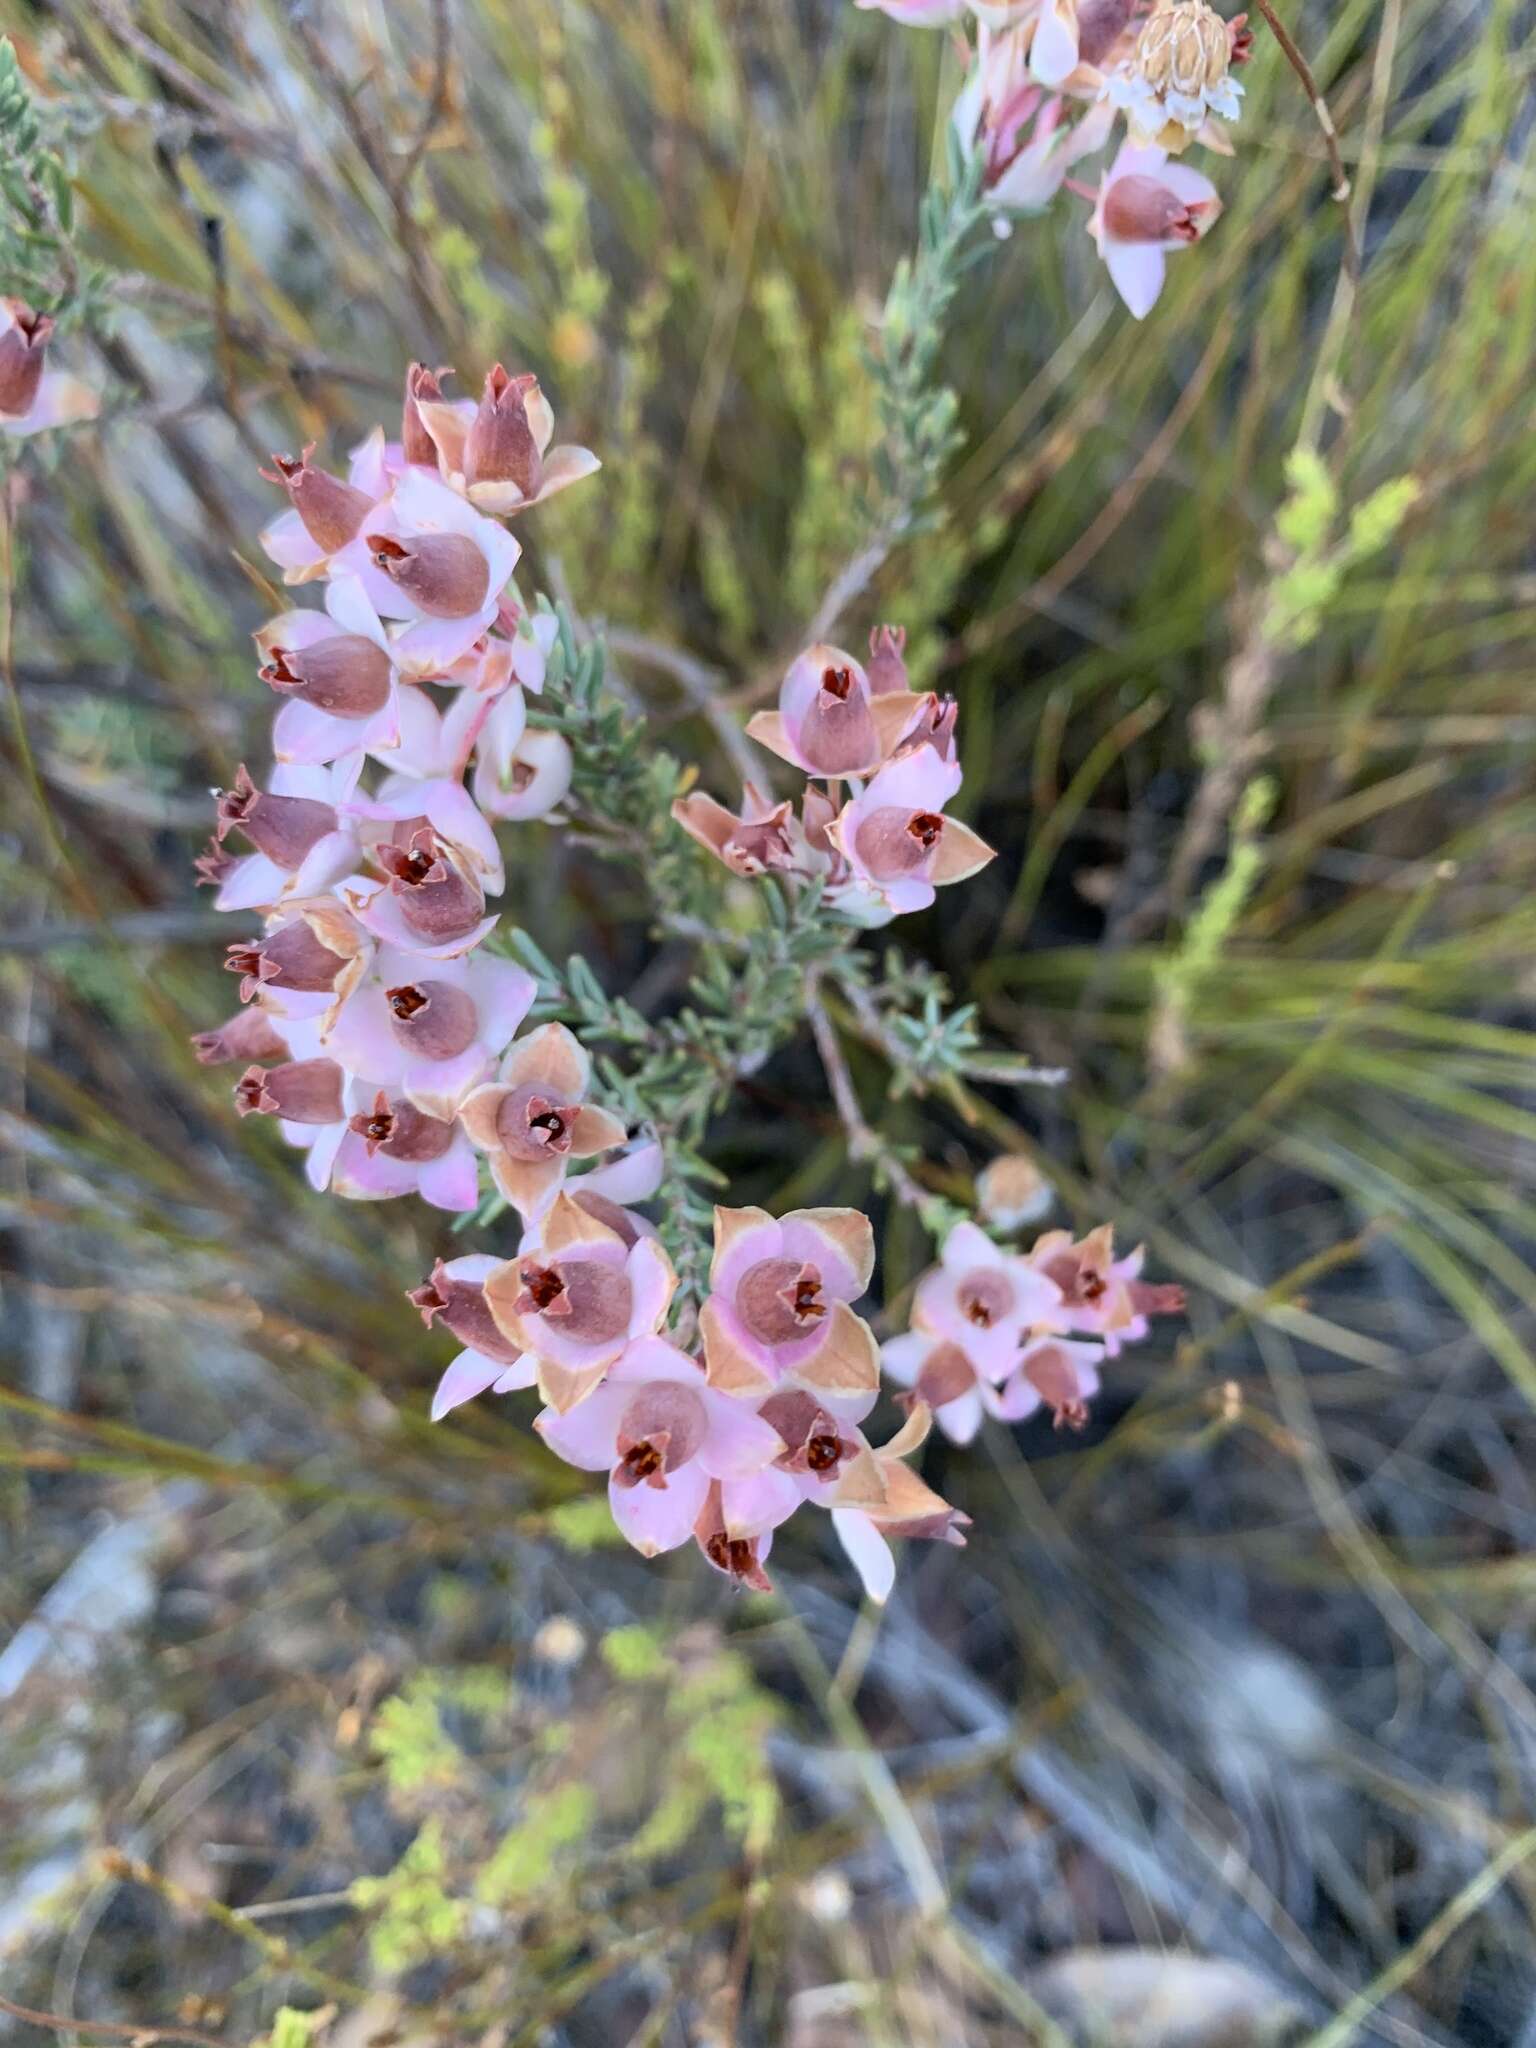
[[2, 0, 1535, 2042]]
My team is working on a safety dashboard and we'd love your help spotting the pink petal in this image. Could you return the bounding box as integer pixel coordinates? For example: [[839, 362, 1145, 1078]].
[[1104, 242, 1167, 320], [832, 1511, 897, 1604], [431, 1350, 507, 1421], [417, 1132, 481, 1212], [608, 1458, 709, 1556], [698, 1391, 785, 1480], [534, 1384, 629, 1470]]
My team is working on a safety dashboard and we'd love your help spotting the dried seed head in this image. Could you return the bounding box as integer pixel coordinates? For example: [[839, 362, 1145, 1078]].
[[1134, 0, 1233, 101]]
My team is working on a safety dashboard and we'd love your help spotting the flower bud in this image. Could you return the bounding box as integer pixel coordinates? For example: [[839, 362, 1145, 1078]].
[[216, 766, 338, 869], [1102, 172, 1211, 242], [260, 635, 393, 718], [797, 655, 879, 775], [408, 1257, 521, 1364], [464, 365, 542, 497], [224, 919, 347, 1000], [261, 447, 372, 553], [867, 624, 909, 696], [0, 299, 51, 418], [233, 1057, 344, 1124], [976, 1153, 1054, 1230], [190, 1007, 290, 1066], [367, 531, 489, 617]]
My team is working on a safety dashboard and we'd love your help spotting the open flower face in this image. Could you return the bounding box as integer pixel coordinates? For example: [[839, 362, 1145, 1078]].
[[484, 1194, 677, 1401], [323, 941, 535, 1122], [327, 1080, 479, 1212], [0, 298, 97, 438], [257, 577, 403, 767], [459, 1022, 627, 1223], [412, 1253, 535, 1421], [535, 1338, 783, 1557], [1088, 141, 1222, 318], [827, 749, 994, 921], [1027, 1224, 1185, 1354], [412, 364, 601, 517], [700, 1205, 879, 1400], [331, 470, 521, 674], [912, 1220, 1065, 1381], [746, 644, 915, 780]]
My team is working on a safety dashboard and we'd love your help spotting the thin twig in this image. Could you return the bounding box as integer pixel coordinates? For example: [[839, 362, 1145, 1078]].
[[0, 1992, 229, 2048], [1253, 0, 1360, 270], [806, 980, 929, 1214]]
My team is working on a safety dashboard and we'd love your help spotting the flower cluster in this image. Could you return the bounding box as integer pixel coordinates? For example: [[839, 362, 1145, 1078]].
[[195, 360, 1184, 1604], [883, 1219, 1185, 1444], [859, 0, 1252, 318], [192, 361, 600, 1213], [674, 628, 994, 927]]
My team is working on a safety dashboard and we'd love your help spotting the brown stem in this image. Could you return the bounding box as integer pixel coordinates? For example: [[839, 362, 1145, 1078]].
[[1253, 0, 1361, 280]]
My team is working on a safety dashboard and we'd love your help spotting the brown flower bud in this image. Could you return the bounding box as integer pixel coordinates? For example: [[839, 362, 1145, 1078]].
[[233, 1057, 344, 1124], [260, 635, 392, 718], [464, 365, 543, 498], [367, 532, 488, 618], [216, 766, 338, 870], [261, 446, 372, 553]]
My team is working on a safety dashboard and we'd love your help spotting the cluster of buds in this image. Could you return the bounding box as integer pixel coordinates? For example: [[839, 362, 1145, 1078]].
[[196, 359, 1184, 1599], [674, 627, 995, 926], [883, 1219, 1185, 1444], [859, 0, 1252, 318], [192, 360, 600, 1211]]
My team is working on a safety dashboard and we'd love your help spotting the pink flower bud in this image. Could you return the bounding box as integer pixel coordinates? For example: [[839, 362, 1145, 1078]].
[[366, 531, 489, 618], [216, 766, 338, 870], [224, 919, 347, 999], [464, 365, 543, 498], [0, 299, 51, 417], [794, 652, 879, 775], [403, 362, 450, 466], [375, 826, 487, 945], [233, 1057, 344, 1124], [384, 979, 480, 1061], [260, 635, 393, 718], [189, 1007, 290, 1066], [261, 446, 372, 554], [408, 1256, 522, 1365], [866, 624, 909, 696]]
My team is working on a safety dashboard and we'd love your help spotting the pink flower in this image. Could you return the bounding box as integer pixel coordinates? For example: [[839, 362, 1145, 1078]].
[[484, 1193, 677, 1405], [255, 577, 403, 767], [340, 776, 506, 956], [189, 1006, 292, 1067], [911, 1220, 1063, 1380], [412, 1254, 535, 1420], [693, 1479, 780, 1592], [223, 899, 368, 1023], [990, 1334, 1105, 1427], [825, 748, 995, 922], [881, 1330, 992, 1444], [459, 1022, 627, 1222], [0, 299, 96, 438], [1088, 141, 1221, 319], [413, 365, 600, 516], [562, 1137, 666, 1243], [671, 782, 804, 879], [535, 1338, 783, 1557], [699, 1204, 879, 1400], [260, 442, 382, 583], [746, 644, 915, 780], [470, 699, 573, 822], [952, 25, 1116, 218], [335, 470, 522, 674], [328, 1082, 480, 1212], [1027, 1223, 1185, 1354], [206, 761, 360, 914], [323, 941, 535, 1121]]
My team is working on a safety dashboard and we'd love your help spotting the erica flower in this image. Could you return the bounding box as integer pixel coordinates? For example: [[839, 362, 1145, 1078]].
[[413, 365, 600, 517], [990, 1334, 1106, 1427], [0, 299, 96, 437], [825, 747, 994, 923], [1105, 0, 1244, 150], [324, 942, 536, 1122], [881, 1330, 992, 1444], [224, 899, 367, 1021], [746, 644, 914, 780], [255, 577, 403, 767], [342, 776, 506, 956], [260, 442, 382, 582], [911, 1220, 1064, 1380], [413, 1254, 535, 1421], [328, 1082, 480, 1212], [693, 1478, 779, 1593], [535, 1339, 783, 1557], [699, 1204, 879, 1400], [459, 1022, 627, 1222], [671, 782, 803, 879], [1027, 1223, 1185, 1354], [470, 696, 574, 822], [827, 1405, 971, 1605], [206, 762, 360, 914], [484, 1193, 677, 1407], [190, 1006, 292, 1068], [337, 470, 521, 673], [952, 24, 1116, 219], [1088, 141, 1221, 318]]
